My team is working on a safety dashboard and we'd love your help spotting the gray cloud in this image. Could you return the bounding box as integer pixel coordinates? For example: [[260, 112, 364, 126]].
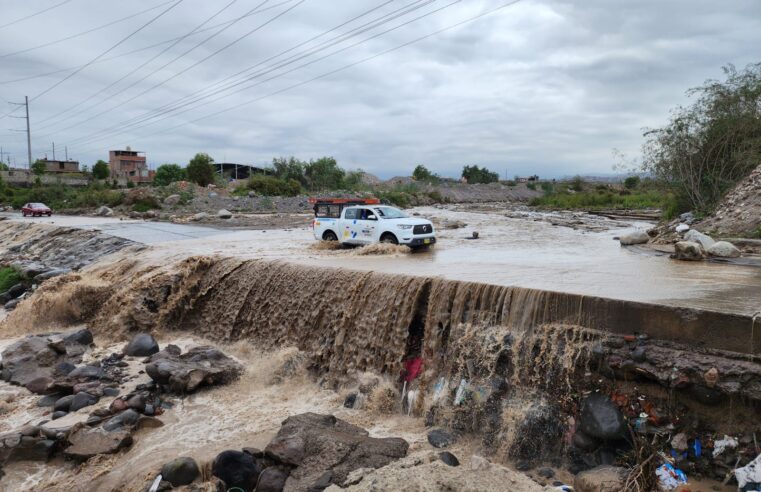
[[0, 0, 759, 178]]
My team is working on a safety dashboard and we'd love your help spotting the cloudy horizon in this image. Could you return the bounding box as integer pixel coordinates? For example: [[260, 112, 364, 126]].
[[0, 0, 759, 179]]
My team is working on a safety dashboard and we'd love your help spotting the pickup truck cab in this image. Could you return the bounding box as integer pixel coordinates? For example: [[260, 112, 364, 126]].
[[311, 198, 435, 248]]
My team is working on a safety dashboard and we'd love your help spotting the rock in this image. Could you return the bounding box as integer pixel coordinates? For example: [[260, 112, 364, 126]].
[[509, 402, 564, 463], [264, 413, 408, 490], [572, 431, 598, 451], [161, 457, 200, 487], [256, 467, 289, 492], [65, 427, 133, 460], [0, 331, 90, 393], [537, 467, 554, 479], [704, 367, 719, 388], [63, 329, 94, 346], [191, 212, 209, 221], [684, 229, 715, 249], [578, 394, 627, 441], [67, 365, 104, 380], [95, 206, 113, 217], [145, 346, 243, 393], [70, 392, 99, 411], [706, 241, 741, 258], [618, 230, 649, 245], [679, 211, 695, 223], [675, 223, 690, 233], [163, 194, 181, 206], [103, 387, 120, 397], [343, 393, 357, 409], [0, 433, 55, 462], [52, 411, 67, 420], [54, 395, 76, 412], [5, 283, 27, 299], [574, 465, 626, 492], [439, 451, 460, 467], [4, 298, 20, 310], [37, 394, 61, 407], [248, 191, 256, 198], [671, 432, 689, 452], [671, 241, 705, 261], [34, 268, 72, 282], [103, 409, 140, 431], [126, 394, 146, 412], [631, 346, 646, 362], [122, 333, 159, 357], [212, 450, 260, 492], [427, 428, 456, 448], [441, 219, 466, 229], [217, 209, 233, 219]]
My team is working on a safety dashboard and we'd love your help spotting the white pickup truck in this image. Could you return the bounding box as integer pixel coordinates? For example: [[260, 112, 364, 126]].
[[311, 200, 436, 248]]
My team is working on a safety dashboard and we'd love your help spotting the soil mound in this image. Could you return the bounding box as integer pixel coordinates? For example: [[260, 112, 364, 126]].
[[700, 164, 761, 237]]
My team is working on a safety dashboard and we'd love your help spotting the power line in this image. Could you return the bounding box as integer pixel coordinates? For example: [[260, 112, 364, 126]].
[[0, 1, 176, 59], [0, 0, 74, 31], [44, 0, 305, 135], [35, 0, 243, 129], [66, 0, 450, 147], [29, 0, 186, 104], [60, 0, 437, 146], [73, 0, 523, 154], [42, 0, 402, 135], [0, 0, 297, 86]]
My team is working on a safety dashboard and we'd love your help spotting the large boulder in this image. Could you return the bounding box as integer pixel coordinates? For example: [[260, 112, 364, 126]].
[[64, 427, 132, 460], [95, 206, 113, 217], [161, 457, 200, 487], [706, 241, 741, 258], [684, 229, 715, 249], [145, 346, 243, 393], [122, 333, 159, 357], [578, 394, 627, 441], [212, 450, 261, 492], [671, 241, 705, 261], [264, 413, 408, 491], [618, 230, 649, 246], [0, 431, 55, 463], [0, 330, 92, 394], [574, 465, 626, 492], [217, 209, 233, 219], [163, 194, 181, 206]]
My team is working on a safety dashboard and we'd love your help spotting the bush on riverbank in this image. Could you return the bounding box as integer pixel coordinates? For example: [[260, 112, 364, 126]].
[[0, 182, 124, 210], [0, 267, 23, 293]]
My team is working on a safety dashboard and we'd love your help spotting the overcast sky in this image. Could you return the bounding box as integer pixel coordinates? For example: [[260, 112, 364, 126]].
[[0, 0, 759, 179]]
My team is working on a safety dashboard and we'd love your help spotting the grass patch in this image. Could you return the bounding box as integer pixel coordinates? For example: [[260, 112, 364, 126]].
[[0, 267, 23, 292], [530, 190, 669, 211]]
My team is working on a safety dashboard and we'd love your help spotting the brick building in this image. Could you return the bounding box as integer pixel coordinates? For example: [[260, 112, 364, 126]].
[[108, 147, 154, 183], [42, 159, 80, 173]]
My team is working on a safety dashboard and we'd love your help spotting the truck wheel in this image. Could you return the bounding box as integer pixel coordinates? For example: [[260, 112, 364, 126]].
[[380, 233, 398, 245], [323, 230, 338, 241]]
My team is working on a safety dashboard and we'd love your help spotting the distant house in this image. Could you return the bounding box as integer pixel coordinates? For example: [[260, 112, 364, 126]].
[[108, 146, 154, 183], [42, 159, 80, 173]]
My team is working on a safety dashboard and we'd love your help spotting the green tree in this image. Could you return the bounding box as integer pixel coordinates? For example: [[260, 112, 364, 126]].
[[0, 162, 8, 171], [304, 156, 345, 190], [92, 160, 110, 180], [461, 165, 499, 184], [570, 175, 584, 192], [412, 164, 440, 183], [623, 175, 640, 189], [153, 163, 186, 186], [272, 156, 307, 187], [642, 63, 761, 213], [187, 153, 215, 186], [31, 159, 47, 176]]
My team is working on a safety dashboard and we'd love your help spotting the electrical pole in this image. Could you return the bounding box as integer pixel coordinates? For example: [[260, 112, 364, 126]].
[[25, 96, 32, 168], [7, 96, 32, 168], [65, 146, 68, 160], [52, 142, 56, 160]]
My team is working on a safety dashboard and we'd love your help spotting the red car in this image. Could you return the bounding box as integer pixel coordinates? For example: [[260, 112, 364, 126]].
[[22, 202, 52, 217]]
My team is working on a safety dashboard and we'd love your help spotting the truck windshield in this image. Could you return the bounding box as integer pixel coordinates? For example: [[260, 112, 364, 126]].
[[374, 207, 407, 219]]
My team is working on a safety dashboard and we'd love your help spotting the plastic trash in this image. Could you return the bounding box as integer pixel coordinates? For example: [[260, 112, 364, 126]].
[[433, 377, 447, 402], [655, 463, 687, 490], [692, 438, 702, 458], [148, 475, 162, 492], [736, 454, 761, 490], [454, 379, 468, 406], [713, 435, 738, 458]]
